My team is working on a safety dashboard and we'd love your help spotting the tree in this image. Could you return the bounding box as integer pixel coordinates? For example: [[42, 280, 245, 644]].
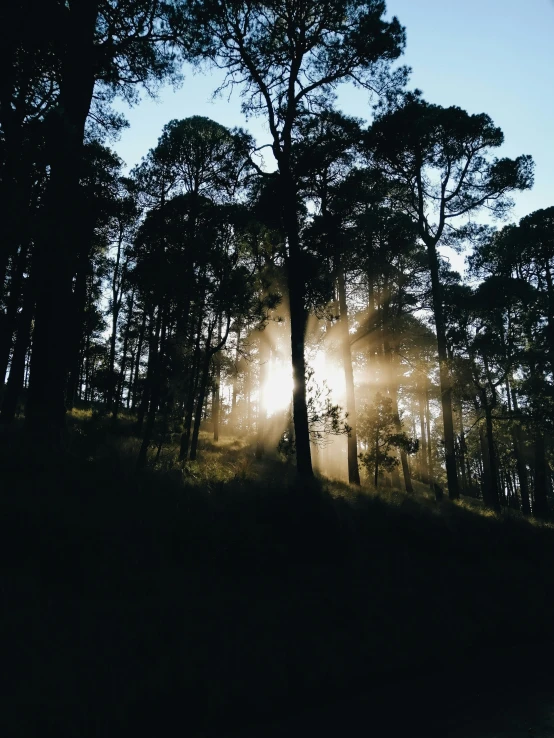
[[181, 0, 407, 477], [23, 0, 185, 448], [469, 219, 554, 517], [131, 116, 256, 464], [294, 111, 364, 484], [358, 392, 417, 487], [366, 95, 534, 499]]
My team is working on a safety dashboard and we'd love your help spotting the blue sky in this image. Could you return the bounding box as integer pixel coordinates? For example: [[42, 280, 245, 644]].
[[113, 0, 554, 227]]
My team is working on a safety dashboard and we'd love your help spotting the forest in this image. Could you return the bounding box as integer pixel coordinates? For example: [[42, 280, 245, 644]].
[[2, 1, 554, 736]]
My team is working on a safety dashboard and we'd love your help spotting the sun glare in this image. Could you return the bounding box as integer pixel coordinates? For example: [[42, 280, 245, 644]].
[[262, 360, 293, 417], [310, 350, 345, 402], [260, 350, 345, 419]]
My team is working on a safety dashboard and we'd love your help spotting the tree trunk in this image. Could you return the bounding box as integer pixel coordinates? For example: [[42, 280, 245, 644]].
[[484, 402, 500, 510], [533, 433, 549, 518], [107, 232, 126, 413], [387, 355, 412, 493], [543, 265, 554, 374], [213, 318, 222, 442], [282, 173, 313, 479], [426, 385, 433, 486], [136, 308, 161, 437], [84, 329, 91, 404], [137, 307, 165, 469], [113, 291, 134, 419], [132, 308, 147, 410], [255, 332, 270, 459], [231, 322, 241, 423], [179, 306, 204, 461], [189, 338, 214, 462], [418, 383, 429, 484], [127, 348, 135, 410], [511, 387, 531, 516], [66, 244, 93, 410], [374, 431, 379, 487], [212, 382, 220, 442], [0, 239, 29, 386], [382, 295, 412, 493], [479, 423, 492, 503], [336, 263, 360, 485], [0, 290, 34, 424], [24, 1, 100, 447], [458, 400, 468, 494], [425, 237, 459, 499]]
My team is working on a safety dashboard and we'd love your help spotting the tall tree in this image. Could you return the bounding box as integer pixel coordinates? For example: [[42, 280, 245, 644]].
[[366, 95, 534, 498], [23, 0, 184, 447], [182, 0, 407, 477], [295, 111, 363, 484]]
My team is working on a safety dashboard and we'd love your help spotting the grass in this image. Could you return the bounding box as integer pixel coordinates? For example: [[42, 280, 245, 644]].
[[1, 410, 554, 736]]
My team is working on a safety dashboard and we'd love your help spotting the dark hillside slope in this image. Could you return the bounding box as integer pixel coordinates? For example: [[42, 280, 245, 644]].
[[1, 422, 553, 736]]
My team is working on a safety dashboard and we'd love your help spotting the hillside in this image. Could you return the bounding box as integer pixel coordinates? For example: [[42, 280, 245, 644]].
[[1, 413, 553, 736]]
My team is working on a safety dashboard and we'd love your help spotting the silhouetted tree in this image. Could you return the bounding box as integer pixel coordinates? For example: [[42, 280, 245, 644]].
[[366, 94, 534, 499], [181, 0, 407, 477]]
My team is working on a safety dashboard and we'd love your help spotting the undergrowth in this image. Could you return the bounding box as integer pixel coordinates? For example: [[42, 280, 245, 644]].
[[1, 410, 554, 737]]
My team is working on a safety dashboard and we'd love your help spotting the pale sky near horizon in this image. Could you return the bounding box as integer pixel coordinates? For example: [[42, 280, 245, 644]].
[[112, 0, 554, 241]]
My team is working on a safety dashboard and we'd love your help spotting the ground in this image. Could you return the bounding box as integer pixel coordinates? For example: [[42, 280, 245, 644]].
[[1, 410, 553, 736]]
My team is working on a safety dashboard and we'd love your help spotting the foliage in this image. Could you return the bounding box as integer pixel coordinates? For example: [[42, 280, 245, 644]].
[[358, 392, 417, 484]]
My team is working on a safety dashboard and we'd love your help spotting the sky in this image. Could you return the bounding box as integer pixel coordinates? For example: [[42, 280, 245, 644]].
[[112, 0, 554, 234]]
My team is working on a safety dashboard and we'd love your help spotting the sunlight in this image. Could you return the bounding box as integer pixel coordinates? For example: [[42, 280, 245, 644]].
[[309, 350, 345, 402], [260, 351, 346, 419], [262, 360, 293, 417]]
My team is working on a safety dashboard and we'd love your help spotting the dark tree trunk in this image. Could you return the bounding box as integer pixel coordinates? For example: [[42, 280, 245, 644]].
[[511, 387, 531, 516], [107, 233, 126, 413], [179, 307, 204, 461], [418, 383, 429, 484], [113, 291, 134, 419], [245, 363, 252, 431], [337, 263, 360, 485], [533, 433, 549, 519], [189, 338, 213, 462], [425, 237, 459, 499], [0, 290, 35, 424], [179, 356, 200, 462], [255, 332, 270, 459], [189, 316, 231, 461], [543, 265, 554, 373], [213, 317, 222, 442], [132, 308, 147, 410], [212, 380, 220, 442], [483, 402, 500, 510], [231, 322, 241, 422], [136, 308, 161, 437], [0, 24, 38, 307], [0, 239, 29, 385], [512, 422, 531, 515], [127, 349, 135, 410], [479, 424, 492, 503], [383, 338, 412, 493], [83, 329, 91, 403], [282, 174, 313, 479], [137, 307, 166, 469], [458, 400, 468, 494], [66, 245, 93, 410], [25, 1, 100, 447], [426, 385, 433, 486], [374, 431, 379, 488]]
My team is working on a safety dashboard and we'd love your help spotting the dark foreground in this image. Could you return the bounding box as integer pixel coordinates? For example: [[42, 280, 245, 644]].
[[229, 644, 554, 737], [1, 422, 554, 737]]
